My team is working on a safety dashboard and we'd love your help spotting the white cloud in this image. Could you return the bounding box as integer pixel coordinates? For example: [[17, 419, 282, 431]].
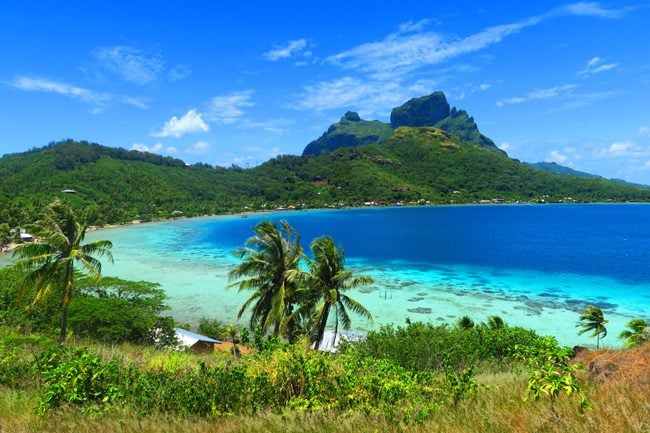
[[168, 64, 191, 82], [239, 119, 289, 134], [638, 126, 650, 137], [185, 140, 211, 154], [9, 76, 148, 112], [292, 3, 630, 114], [548, 149, 568, 164], [326, 17, 540, 81], [499, 142, 513, 152], [578, 56, 617, 76], [207, 91, 255, 124], [398, 19, 431, 33], [130, 142, 177, 154], [263, 39, 308, 61], [92, 46, 164, 85], [561, 2, 631, 19], [295, 76, 409, 114], [591, 140, 650, 160], [151, 109, 209, 138], [496, 84, 578, 107], [479, 83, 492, 91], [215, 146, 282, 167], [608, 140, 633, 155]]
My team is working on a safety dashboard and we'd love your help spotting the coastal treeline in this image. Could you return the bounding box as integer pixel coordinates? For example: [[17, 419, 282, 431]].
[[3, 135, 650, 233]]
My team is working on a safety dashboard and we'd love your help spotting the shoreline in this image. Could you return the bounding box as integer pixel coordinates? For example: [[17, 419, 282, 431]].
[[3, 200, 650, 255]]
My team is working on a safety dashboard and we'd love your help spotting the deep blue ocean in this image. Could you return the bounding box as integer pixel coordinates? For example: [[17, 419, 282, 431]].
[[195, 204, 650, 285]]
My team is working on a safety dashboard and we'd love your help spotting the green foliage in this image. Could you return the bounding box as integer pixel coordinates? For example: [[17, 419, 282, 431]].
[[302, 235, 373, 349], [390, 91, 450, 128], [356, 319, 554, 372], [0, 266, 60, 333], [576, 305, 608, 349], [197, 317, 228, 340], [3, 129, 650, 231], [11, 198, 113, 342], [526, 161, 602, 179], [618, 318, 649, 348], [517, 337, 588, 412], [445, 366, 479, 405], [302, 112, 393, 156], [67, 277, 170, 344], [456, 315, 475, 329], [37, 346, 124, 414], [434, 107, 502, 153], [228, 220, 303, 339]]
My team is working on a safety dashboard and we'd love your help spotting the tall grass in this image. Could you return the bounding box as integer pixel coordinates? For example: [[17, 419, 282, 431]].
[[1, 373, 647, 433]]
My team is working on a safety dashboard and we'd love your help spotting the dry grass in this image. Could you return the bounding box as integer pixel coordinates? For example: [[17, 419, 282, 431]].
[[1, 341, 648, 433], [1, 371, 648, 433]]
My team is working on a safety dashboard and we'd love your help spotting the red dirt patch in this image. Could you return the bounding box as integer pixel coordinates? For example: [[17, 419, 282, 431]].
[[574, 343, 649, 385]]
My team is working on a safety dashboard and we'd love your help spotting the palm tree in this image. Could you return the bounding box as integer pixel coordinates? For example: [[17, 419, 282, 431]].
[[303, 236, 373, 350], [12, 199, 113, 343], [456, 315, 475, 330], [576, 305, 608, 350], [618, 318, 649, 348], [228, 220, 303, 339], [487, 315, 505, 329]]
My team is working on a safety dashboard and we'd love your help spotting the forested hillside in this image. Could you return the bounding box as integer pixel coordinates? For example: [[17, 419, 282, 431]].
[[2, 126, 650, 231]]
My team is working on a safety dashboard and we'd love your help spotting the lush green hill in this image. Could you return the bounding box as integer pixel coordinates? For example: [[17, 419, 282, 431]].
[[302, 111, 393, 156], [264, 127, 650, 205], [2, 128, 650, 229], [526, 161, 602, 179]]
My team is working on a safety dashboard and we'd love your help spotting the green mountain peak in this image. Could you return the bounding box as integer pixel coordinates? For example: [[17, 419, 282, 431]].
[[302, 91, 504, 157]]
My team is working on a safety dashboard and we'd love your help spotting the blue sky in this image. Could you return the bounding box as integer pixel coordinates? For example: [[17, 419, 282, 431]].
[[2, 1, 650, 182]]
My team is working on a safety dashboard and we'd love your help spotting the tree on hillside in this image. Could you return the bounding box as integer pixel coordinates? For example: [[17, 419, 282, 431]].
[[12, 199, 113, 343], [618, 318, 649, 348], [228, 220, 303, 340], [576, 305, 608, 350], [487, 315, 506, 329], [456, 315, 475, 330], [301, 236, 373, 349]]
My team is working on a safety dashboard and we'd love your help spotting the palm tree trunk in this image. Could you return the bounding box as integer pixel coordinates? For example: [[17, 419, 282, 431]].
[[314, 303, 331, 350], [59, 264, 74, 343], [596, 333, 600, 350], [333, 305, 339, 349]]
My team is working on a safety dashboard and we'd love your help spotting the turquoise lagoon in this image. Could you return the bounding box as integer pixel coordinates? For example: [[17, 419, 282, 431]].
[[7, 204, 650, 347]]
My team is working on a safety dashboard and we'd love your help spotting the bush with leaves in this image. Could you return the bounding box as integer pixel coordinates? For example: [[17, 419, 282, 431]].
[[356, 319, 550, 372], [68, 277, 171, 344], [37, 346, 125, 414], [516, 336, 588, 413]]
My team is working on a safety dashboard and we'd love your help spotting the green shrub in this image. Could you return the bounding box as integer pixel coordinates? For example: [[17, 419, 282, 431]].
[[355, 320, 559, 372]]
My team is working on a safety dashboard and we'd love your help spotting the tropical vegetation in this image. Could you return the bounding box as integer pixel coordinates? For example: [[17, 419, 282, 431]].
[[618, 318, 649, 348], [228, 220, 304, 340], [3, 118, 650, 235], [11, 199, 113, 342], [228, 221, 374, 346], [576, 305, 608, 350], [302, 235, 373, 349]]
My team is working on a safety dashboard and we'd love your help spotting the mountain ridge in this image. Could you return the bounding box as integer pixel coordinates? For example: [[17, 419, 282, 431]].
[[302, 91, 503, 156], [2, 129, 650, 230]]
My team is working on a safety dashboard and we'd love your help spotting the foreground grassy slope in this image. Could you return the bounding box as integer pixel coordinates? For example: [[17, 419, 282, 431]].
[[0, 332, 647, 433]]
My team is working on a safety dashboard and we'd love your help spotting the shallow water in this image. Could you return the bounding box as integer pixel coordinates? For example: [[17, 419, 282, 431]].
[[6, 204, 650, 347]]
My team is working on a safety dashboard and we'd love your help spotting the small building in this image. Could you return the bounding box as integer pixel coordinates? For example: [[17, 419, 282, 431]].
[[174, 328, 222, 352], [19, 229, 34, 242], [314, 330, 366, 353]]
